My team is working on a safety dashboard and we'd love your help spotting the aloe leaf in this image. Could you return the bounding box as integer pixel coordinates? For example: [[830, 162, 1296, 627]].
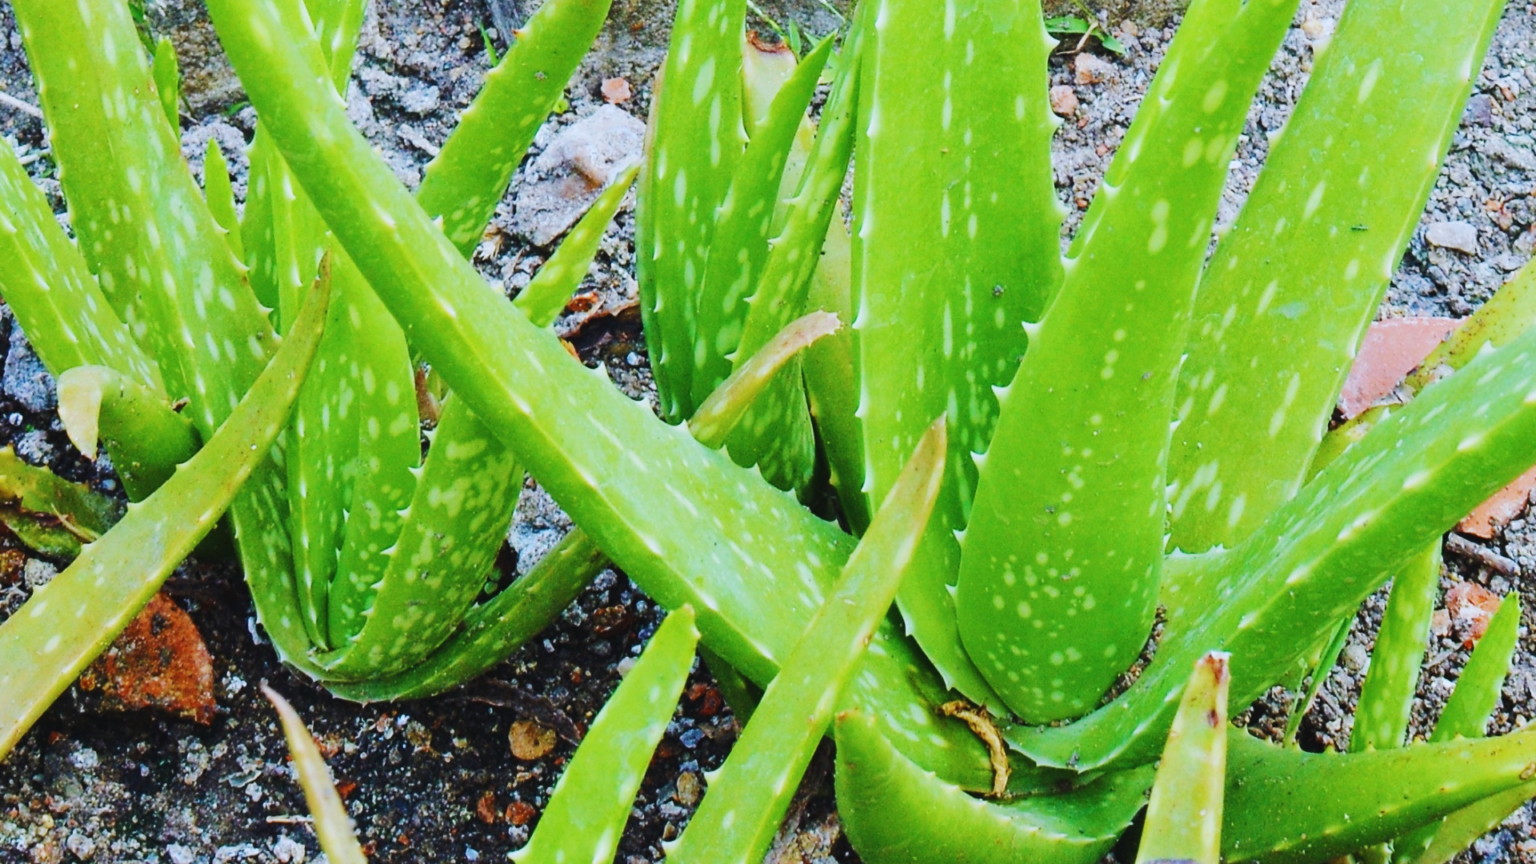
[[512, 607, 698, 864], [262, 686, 368, 864], [242, 134, 282, 312], [0, 278, 329, 759], [56, 366, 199, 501], [0, 447, 122, 559], [13, 0, 278, 438], [688, 311, 840, 445], [326, 528, 607, 702], [690, 34, 832, 408], [207, 0, 996, 789], [318, 396, 522, 676], [1013, 329, 1536, 770], [802, 211, 868, 532], [418, 0, 613, 255], [0, 139, 164, 396], [329, 311, 837, 700], [716, 24, 860, 496], [1351, 544, 1441, 753], [1222, 727, 1536, 864], [835, 709, 1152, 864], [635, 0, 749, 421], [1168, 0, 1505, 553], [514, 166, 638, 325], [1393, 592, 1524, 863], [1281, 612, 1351, 748], [321, 263, 420, 646], [208, 0, 852, 685], [667, 418, 945, 864], [958, 0, 1298, 723], [151, 36, 179, 132], [857, 0, 1062, 714], [1136, 652, 1230, 864], [203, 139, 246, 261], [1314, 261, 1536, 479]]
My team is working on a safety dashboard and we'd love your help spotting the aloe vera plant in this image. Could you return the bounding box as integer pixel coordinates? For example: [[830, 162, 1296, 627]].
[[6, 0, 1536, 854]]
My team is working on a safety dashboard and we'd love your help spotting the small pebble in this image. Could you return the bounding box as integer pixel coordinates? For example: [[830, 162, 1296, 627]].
[[1049, 85, 1079, 118], [1425, 220, 1479, 255]]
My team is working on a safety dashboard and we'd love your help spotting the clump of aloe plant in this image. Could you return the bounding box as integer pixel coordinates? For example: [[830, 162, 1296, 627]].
[[7, 0, 1536, 857]]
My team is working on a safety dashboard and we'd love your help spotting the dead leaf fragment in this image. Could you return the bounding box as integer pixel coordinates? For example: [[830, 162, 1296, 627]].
[[79, 592, 215, 723], [1458, 464, 1536, 539], [509, 719, 556, 760]]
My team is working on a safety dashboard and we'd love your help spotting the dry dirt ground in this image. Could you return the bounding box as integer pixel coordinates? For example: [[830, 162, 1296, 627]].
[[0, 0, 1535, 861]]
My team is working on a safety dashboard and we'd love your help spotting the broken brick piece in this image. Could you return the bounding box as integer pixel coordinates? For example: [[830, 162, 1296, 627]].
[[1445, 581, 1502, 647], [79, 591, 215, 724], [1458, 464, 1536, 539], [1338, 317, 1460, 419]]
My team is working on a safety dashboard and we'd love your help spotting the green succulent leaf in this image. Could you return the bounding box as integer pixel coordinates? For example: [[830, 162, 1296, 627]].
[[691, 34, 833, 409], [263, 686, 369, 864], [668, 417, 945, 864], [1222, 727, 1536, 863], [202, 139, 246, 261], [513, 166, 639, 326], [958, 0, 1299, 723], [0, 138, 164, 396], [1136, 652, 1230, 864], [856, 0, 1061, 713], [418, 0, 613, 256], [1392, 592, 1525, 863], [328, 309, 840, 702], [1167, 0, 1505, 552], [513, 607, 699, 864], [56, 366, 199, 502], [1351, 544, 1442, 753], [0, 277, 329, 758], [835, 709, 1152, 864], [635, 0, 749, 421], [13, 0, 278, 439], [801, 211, 868, 531], [1281, 612, 1351, 748], [1015, 325, 1536, 770], [151, 36, 180, 133], [318, 395, 522, 677], [325, 528, 608, 702]]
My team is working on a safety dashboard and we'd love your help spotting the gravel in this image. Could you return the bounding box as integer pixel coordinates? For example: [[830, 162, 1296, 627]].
[[1, 0, 1536, 861]]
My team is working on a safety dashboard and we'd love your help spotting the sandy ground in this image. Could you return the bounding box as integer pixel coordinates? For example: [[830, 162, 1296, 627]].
[[0, 0, 1535, 860]]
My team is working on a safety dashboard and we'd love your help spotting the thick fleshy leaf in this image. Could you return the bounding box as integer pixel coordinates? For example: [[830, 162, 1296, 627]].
[[634, 0, 749, 420], [959, 0, 1299, 722], [1012, 329, 1536, 770], [1222, 728, 1536, 863], [835, 709, 1151, 864], [263, 686, 369, 864], [207, 0, 996, 789], [1136, 652, 1229, 864], [667, 418, 945, 864], [511, 607, 698, 864], [0, 278, 328, 758], [56, 366, 199, 502], [202, 139, 245, 261], [1351, 544, 1441, 753], [0, 139, 163, 396], [1393, 592, 1525, 863], [1167, 0, 1505, 552], [513, 166, 638, 325], [0, 447, 122, 557], [857, 0, 1062, 713], [690, 35, 833, 407], [13, 0, 277, 438]]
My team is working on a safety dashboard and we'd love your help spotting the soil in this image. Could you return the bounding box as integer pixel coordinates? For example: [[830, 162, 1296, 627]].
[[0, 0, 1535, 861]]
